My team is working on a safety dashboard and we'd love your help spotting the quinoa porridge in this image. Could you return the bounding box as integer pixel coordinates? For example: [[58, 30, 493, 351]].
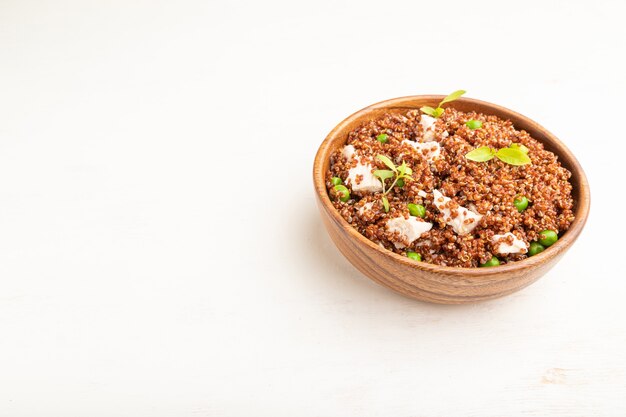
[[325, 105, 574, 268]]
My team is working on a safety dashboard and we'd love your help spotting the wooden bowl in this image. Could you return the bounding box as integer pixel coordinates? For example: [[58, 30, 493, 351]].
[[313, 95, 590, 304]]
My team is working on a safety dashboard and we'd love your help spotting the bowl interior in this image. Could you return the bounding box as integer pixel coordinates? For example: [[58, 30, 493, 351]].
[[313, 95, 590, 275]]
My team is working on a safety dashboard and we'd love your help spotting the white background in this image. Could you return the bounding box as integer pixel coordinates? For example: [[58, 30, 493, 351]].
[[1, 0, 625, 415]]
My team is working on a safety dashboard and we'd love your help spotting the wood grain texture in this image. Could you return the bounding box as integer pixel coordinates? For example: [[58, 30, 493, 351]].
[[312, 96, 591, 304]]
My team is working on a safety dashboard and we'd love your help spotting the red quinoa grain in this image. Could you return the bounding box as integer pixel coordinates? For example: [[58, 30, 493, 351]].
[[326, 108, 575, 267]]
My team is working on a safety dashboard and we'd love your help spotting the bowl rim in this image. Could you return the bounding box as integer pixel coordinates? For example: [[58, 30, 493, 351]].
[[313, 95, 590, 278]]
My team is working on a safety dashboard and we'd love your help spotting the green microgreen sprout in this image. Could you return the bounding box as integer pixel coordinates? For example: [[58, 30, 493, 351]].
[[465, 143, 531, 166], [373, 155, 414, 213], [420, 89, 466, 118], [509, 143, 529, 154]]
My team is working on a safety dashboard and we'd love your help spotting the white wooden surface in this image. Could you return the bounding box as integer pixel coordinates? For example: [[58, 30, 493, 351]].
[[1, 0, 624, 415]]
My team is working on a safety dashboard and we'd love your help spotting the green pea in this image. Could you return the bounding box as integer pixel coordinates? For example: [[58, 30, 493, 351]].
[[528, 242, 545, 256], [407, 251, 421, 261], [514, 196, 529, 212], [465, 119, 483, 130], [480, 256, 500, 267], [396, 178, 405, 188], [407, 203, 426, 218], [376, 133, 388, 143], [330, 177, 343, 186], [538, 230, 558, 247], [333, 185, 350, 202]]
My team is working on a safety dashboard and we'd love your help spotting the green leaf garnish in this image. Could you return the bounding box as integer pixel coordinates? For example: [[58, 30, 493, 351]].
[[509, 143, 529, 154], [375, 155, 414, 210], [376, 133, 388, 143], [382, 196, 390, 212], [376, 154, 396, 171], [495, 147, 531, 166], [465, 119, 483, 130], [438, 90, 466, 106], [465, 145, 531, 166], [373, 169, 394, 180], [420, 89, 466, 118], [420, 106, 438, 117], [465, 146, 496, 162], [397, 163, 405, 176], [397, 161, 412, 176]]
